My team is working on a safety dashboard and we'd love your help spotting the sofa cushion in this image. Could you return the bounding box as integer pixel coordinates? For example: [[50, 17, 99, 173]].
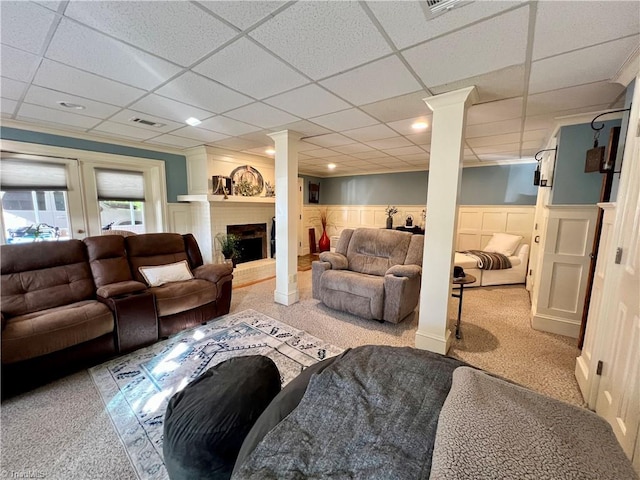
[[1, 300, 113, 363], [163, 355, 281, 480], [149, 279, 218, 317], [126, 234, 190, 283], [320, 270, 384, 319], [346, 228, 412, 276], [84, 235, 133, 287]]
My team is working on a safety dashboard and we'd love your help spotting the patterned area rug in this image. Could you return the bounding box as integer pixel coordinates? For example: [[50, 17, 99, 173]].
[[89, 309, 343, 480]]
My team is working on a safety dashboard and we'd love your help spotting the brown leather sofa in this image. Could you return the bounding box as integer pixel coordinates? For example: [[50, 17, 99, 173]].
[[1, 233, 233, 395]]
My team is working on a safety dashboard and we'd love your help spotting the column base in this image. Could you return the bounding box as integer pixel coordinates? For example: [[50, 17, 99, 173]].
[[415, 328, 452, 355], [274, 289, 299, 306]]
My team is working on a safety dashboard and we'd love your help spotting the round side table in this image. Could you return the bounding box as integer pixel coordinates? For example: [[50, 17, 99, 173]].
[[452, 274, 476, 339]]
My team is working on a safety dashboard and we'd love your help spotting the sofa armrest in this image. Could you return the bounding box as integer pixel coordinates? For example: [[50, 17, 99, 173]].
[[1, 312, 6, 331], [312, 261, 331, 300], [318, 252, 348, 270], [386, 264, 422, 279], [193, 263, 233, 284], [97, 280, 148, 298], [98, 291, 158, 353]]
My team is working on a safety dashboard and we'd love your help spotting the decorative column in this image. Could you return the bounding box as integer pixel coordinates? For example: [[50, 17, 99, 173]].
[[268, 130, 302, 306], [416, 86, 478, 354]]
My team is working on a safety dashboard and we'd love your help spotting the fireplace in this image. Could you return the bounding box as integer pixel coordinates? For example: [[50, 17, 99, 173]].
[[227, 223, 268, 265]]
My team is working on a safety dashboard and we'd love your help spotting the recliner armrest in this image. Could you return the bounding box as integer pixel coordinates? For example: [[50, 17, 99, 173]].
[[1, 312, 6, 331], [318, 252, 348, 270], [193, 263, 233, 284], [96, 280, 148, 298], [386, 264, 421, 279]]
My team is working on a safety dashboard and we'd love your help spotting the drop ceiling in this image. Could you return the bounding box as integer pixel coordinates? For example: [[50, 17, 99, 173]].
[[1, 1, 637, 177]]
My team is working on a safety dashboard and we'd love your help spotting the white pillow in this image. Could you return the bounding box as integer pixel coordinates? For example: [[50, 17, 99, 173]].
[[484, 233, 522, 256], [139, 260, 193, 287]]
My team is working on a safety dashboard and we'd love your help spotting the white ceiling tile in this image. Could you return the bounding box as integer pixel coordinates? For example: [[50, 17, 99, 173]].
[[198, 1, 285, 29], [92, 121, 160, 140], [129, 94, 215, 124], [304, 133, 353, 148], [473, 143, 521, 155], [367, 136, 413, 150], [383, 145, 425, 156], [32, 60, 145, 106], [1, 45, 41, 82], [467, 98, 523, 126], [242, 147, 274, 158], [146, 134, 204, 149], [403, 6, 529, 86], [526, 82, 625, 117], [465, 118, 522, 138], [430, 65, 525, 103], [529, 36, 639, 94], [236, 130, 273, 144], [156, 72, 252, 114], [64, 1, 237, 66], [194, 38, 308, 99], [170, 127, 229, 143], [320, 55, 421, 106], [466, 133, 521, 148], [351, 151, 390, 160], [331, 143, 374, 154], [521, 139, 544, 151], [249, 1, 391, 79], [199, 115, 261, 136], [1, 77, 27, 100], [343, 124, 397, 142], [265, 84, 350, 118], [477, 152, 521, 161], [18, 103, 100, 129], [386, 115, 433, 135], [310, 108, 378, 131], [23, 85, 120, 119], [405, 133, 431, 146], [360, 90, 430, 123], [225, 102, 299, 129], [533, 1, 640, 60], [398, 153, 429, 163], [273, 120, 332, 137], [214, 137, 264, 151], [45, 19, 181, 91], [108, 109, 185, 133], [368, 1, 522, 50], [522, 129, 550, 142], [1, 98, 18, 116], [34, 2, 62, 12], [298, 141, 324, 152], [1, 1, 56, 54]]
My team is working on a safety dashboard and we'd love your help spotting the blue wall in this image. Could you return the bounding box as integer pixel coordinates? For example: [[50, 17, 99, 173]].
[[0, 127, 188, 202], [552, 119, 621, 205], [318, 163, 537, 206], [300, 174, 322, 205]]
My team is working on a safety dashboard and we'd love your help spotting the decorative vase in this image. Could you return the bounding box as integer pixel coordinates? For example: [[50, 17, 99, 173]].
[[386, 215, 393, 229], [318, 228, 330, 252]]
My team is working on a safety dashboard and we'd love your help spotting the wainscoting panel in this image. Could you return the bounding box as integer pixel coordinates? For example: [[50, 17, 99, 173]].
[[167, 203, 192, 234]]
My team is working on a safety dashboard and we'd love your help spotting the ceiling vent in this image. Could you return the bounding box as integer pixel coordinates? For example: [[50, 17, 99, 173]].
[[129, 117, 165, 128], [426, 0, 464, 13]]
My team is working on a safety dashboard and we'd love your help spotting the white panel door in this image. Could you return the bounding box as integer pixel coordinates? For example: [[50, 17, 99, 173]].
[[595, 121, 640, 460]]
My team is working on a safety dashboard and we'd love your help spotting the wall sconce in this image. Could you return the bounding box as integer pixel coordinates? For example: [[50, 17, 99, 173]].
[[534, 147, 557, 187], [588, 108, 629, 174]]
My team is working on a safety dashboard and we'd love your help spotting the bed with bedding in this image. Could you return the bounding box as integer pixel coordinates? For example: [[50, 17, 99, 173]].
[[455, 232, 530, 287], [231, 346, 638, 480]]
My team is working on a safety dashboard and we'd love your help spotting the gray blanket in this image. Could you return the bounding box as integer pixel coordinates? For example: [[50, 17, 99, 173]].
[[460, 250, 512, 270], [429, 367, 639, 480], [232, 345, 466, 480]]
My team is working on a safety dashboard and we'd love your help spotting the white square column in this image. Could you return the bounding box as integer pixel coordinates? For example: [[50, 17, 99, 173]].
[[416, 86, 478, 354], [268, 130, 302, 306]]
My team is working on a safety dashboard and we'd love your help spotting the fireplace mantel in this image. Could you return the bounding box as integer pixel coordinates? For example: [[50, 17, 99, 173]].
[[177, 194, 275, 204]]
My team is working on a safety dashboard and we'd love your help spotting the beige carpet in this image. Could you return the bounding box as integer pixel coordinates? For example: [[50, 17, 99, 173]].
[[1, 270, 584, 479]]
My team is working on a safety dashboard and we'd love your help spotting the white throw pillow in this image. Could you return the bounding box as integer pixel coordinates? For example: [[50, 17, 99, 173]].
[[139, 260, 193, 287], [484, 233, 522, 256]]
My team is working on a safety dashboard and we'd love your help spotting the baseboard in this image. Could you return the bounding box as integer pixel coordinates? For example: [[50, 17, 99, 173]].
[[531, 313, 580, 338], [415, 328, 452, 355], [274, 290, 300, 306]]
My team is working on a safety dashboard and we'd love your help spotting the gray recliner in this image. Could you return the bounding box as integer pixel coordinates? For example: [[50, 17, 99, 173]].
[[312, 228, 423, 324]]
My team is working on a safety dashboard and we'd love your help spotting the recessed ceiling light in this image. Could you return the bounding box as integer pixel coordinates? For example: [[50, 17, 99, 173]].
[[412, 121, 428, 131], [327, 163, 336, 170], [185, 117, 201, 126], [265, 148, 276, 155], [57, 101, 85, 110]]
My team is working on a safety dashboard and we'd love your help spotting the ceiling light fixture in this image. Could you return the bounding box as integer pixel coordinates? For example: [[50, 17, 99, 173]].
[[412, 121, 428, 131], [57, 101, 85, 110], [327, 163, 336, 170], [265, 148, 276, 155], [185, 117, 201, 126]]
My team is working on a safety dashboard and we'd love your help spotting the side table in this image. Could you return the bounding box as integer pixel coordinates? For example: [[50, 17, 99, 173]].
[[452, 274, 476, 339]]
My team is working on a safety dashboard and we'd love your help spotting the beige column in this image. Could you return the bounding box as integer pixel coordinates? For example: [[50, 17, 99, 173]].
[[415, 86, 478, 354], [268, 130, 302, 306]]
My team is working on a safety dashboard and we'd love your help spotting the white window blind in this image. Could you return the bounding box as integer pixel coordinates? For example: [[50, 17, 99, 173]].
[[96, 169, 145, 201], [0, 156, 68, 191]]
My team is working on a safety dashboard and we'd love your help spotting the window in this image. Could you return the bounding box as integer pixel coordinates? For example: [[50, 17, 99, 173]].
[[96, 169, 146, 234], [53, 192, 66, 211]]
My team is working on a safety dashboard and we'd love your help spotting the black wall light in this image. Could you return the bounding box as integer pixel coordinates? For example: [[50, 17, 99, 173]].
[[533, 147, 557, 187]]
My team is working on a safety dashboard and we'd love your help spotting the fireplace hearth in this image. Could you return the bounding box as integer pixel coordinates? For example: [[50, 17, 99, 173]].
[[227, 223, 268, 265]]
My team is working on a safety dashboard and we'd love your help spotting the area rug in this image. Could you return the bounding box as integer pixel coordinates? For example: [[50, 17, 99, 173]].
[[89, 309, 344, 480]]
